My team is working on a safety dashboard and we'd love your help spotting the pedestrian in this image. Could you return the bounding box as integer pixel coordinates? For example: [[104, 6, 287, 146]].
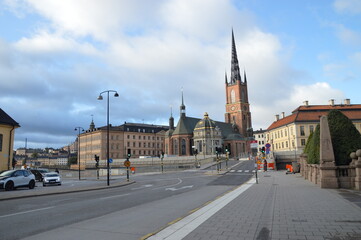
[[55, 168, 59, 173], [263, 159, 267, 172]]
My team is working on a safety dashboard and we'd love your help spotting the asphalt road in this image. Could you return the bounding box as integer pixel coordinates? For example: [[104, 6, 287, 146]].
[[0, 160, 256, 240]]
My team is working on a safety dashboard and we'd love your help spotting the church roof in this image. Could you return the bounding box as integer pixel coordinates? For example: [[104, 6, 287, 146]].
[[0, 108, 20, 127], [172, 116, 200, 135]]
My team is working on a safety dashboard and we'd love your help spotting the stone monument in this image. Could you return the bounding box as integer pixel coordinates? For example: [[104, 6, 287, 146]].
[[319, 116, 338, 188]]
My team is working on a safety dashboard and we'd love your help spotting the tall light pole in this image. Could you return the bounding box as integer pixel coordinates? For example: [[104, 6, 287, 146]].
[[74, 127, 84, 180], [97, 90, 119, 186]]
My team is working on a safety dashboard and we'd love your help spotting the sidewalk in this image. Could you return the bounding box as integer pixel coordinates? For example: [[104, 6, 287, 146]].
[[150, 171, 361, 240]]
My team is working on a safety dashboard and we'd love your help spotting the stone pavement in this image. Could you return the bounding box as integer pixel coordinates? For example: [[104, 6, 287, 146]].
[[179, 171, 361, 240]]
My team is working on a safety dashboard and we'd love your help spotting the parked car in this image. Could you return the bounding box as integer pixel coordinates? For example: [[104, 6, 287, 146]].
[[42, 172, 62, 186], [30, 168, 49, 182], [0, 170, 36, 191]]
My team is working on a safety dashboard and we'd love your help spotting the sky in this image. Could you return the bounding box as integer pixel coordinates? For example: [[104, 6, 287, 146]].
[[0, 0, 360, 150]]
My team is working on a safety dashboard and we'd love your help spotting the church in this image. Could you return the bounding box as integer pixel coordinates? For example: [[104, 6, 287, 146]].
[[164, 31, 253, 158]]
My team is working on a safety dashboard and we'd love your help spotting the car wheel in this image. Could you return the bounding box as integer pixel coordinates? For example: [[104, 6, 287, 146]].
[[5, 181, 14, 191], [28, 180, 35, 189]]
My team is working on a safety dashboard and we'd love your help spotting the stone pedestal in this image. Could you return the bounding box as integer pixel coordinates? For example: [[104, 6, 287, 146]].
[[319, 116, 338, 189], [355, 150, 361, 190]]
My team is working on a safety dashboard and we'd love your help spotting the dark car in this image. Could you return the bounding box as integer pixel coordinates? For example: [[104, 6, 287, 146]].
[[30, 168, 49, 182]]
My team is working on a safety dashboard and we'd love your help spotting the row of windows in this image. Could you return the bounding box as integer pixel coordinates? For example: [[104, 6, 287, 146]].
[[127, 135, 163, 141], [126, 142, 163, 148], [272, 138, 306, 150]]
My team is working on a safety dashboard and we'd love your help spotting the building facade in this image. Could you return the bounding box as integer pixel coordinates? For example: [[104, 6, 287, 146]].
[[0, 108, 20, 171], [253, 128, 266, 154], [79, 121, 168, 166], [266, 100, 361, 155]]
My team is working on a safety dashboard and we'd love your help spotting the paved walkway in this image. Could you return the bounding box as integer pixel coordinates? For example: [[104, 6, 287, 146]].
[[150, 171, 361, 240]]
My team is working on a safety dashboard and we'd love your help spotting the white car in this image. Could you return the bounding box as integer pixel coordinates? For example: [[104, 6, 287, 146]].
[[43, 172, 62, 186], [0, 170, 36, 191]]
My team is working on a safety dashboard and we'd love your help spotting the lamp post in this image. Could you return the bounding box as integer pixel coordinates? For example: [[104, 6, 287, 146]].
[[97, 90, 119, 186], [74, 127, 84, 180]]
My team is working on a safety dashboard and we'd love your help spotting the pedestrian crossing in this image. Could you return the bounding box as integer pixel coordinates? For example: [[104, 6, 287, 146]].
[[229, 169, 257, 173]]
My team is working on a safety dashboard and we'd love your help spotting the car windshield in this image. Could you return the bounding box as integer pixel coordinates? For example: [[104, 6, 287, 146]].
[[0, 170, 15, 177], [45, 173, 59, 177]]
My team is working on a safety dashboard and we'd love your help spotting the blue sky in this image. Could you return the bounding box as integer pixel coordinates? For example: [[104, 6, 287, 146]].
[[0, 0, 360, 149]]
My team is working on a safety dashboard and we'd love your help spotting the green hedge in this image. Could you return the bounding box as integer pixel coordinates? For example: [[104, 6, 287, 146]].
[[304, 109, 361, 165], [328, 110, 361, 165]]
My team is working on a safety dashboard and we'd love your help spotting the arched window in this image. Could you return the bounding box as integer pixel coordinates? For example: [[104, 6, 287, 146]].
[[173, 139, 178, 155], [231, 90, 236, 103], [181, 139, 186, 155]]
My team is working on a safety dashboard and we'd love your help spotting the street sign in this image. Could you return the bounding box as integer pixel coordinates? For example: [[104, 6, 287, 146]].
[[265, 143, 271, 148], [250, 140, 258, 149], [108, 158, 113, 163], [124, 159, 131, 167]]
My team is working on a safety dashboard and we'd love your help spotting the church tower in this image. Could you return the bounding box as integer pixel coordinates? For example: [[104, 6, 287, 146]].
[[225, 30, 252, 137]]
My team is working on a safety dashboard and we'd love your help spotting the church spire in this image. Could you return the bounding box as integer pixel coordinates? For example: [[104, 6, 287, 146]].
[[180, 88, 186, 118], [169, 105, 174, 130], [244, 69, 247, 84], [225, 71, 228, 84], [89, 115, 95, 130], [230, 29, 242, 84]]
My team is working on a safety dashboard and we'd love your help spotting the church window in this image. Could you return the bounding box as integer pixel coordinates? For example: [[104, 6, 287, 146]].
[[174, 140, 178, 155], [231, 90, 236, 103], [181, 139, 186, 155]]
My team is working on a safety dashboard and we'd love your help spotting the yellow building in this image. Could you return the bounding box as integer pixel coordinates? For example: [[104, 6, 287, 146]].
[[0, 108, 20, 171], [267, 100, 361, 156], [79, 121, 167, 167]]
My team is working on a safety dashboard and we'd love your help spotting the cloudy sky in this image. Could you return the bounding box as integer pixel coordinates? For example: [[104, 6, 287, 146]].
[[1, 0, 360, 149]]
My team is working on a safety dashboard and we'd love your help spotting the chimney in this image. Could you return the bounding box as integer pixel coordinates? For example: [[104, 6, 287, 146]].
[[329, 99, 335, 106], [281, 112, 285, 118], [275, 114, 279, 121], [303, 100, 309, 106], [344, 99, 350, 105]]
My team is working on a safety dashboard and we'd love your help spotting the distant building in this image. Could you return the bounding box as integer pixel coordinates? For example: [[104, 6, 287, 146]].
[[266, 99, 361, 156], [78, 121, 168, 165], [0, 108, 20, 171], [253, 128, 266, 154]]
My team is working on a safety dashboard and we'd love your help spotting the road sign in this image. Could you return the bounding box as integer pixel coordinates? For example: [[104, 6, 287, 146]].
[[124, 159, 131, 167], [265, 143, 271, 148], [108, 158, 113, 163]]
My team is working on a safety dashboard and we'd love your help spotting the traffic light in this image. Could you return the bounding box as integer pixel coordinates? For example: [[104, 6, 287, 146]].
[[127, 149, 132, 158], [261, 147, 265, 153], [94, 155, 99, 168]]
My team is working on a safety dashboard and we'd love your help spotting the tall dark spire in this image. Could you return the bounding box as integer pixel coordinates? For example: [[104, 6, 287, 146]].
[[169, 106, 174, 130], [225, 72, 228, 84], [244, 70, 247, 84], [230, 30, 242, 84], [89, 115, 95, 130], [180, 88, 186, 118]]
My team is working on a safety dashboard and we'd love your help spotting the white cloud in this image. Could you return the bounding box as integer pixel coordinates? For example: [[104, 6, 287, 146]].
[[334, 0, 361, 15]]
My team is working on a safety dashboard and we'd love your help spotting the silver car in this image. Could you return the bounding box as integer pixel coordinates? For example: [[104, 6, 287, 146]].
[[0, 170, 36, 191], [42, 172, 62, 186]]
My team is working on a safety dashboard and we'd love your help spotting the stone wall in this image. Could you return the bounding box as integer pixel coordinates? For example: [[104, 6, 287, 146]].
[[300, 150, 361, 190]]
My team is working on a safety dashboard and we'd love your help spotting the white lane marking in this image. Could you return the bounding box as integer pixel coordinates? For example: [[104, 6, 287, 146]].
[[245, 170, 250, 173], [152, 178, 182, 190], [131, 184, 153, 190], [100, 193, 130, 200], [0, 207, 55, 218], [237, 170, 243, 172], [230, 170, 235, 173], [148, 178, 256, 240], [165, 185, 193, 191]]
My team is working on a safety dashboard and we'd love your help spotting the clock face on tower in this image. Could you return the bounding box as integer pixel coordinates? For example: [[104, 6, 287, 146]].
[[231, 106, 235, 111]]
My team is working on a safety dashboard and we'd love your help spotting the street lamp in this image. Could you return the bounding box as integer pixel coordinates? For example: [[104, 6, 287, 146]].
[[74, 127, 84, 180], [97, 90, 119, 186]]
